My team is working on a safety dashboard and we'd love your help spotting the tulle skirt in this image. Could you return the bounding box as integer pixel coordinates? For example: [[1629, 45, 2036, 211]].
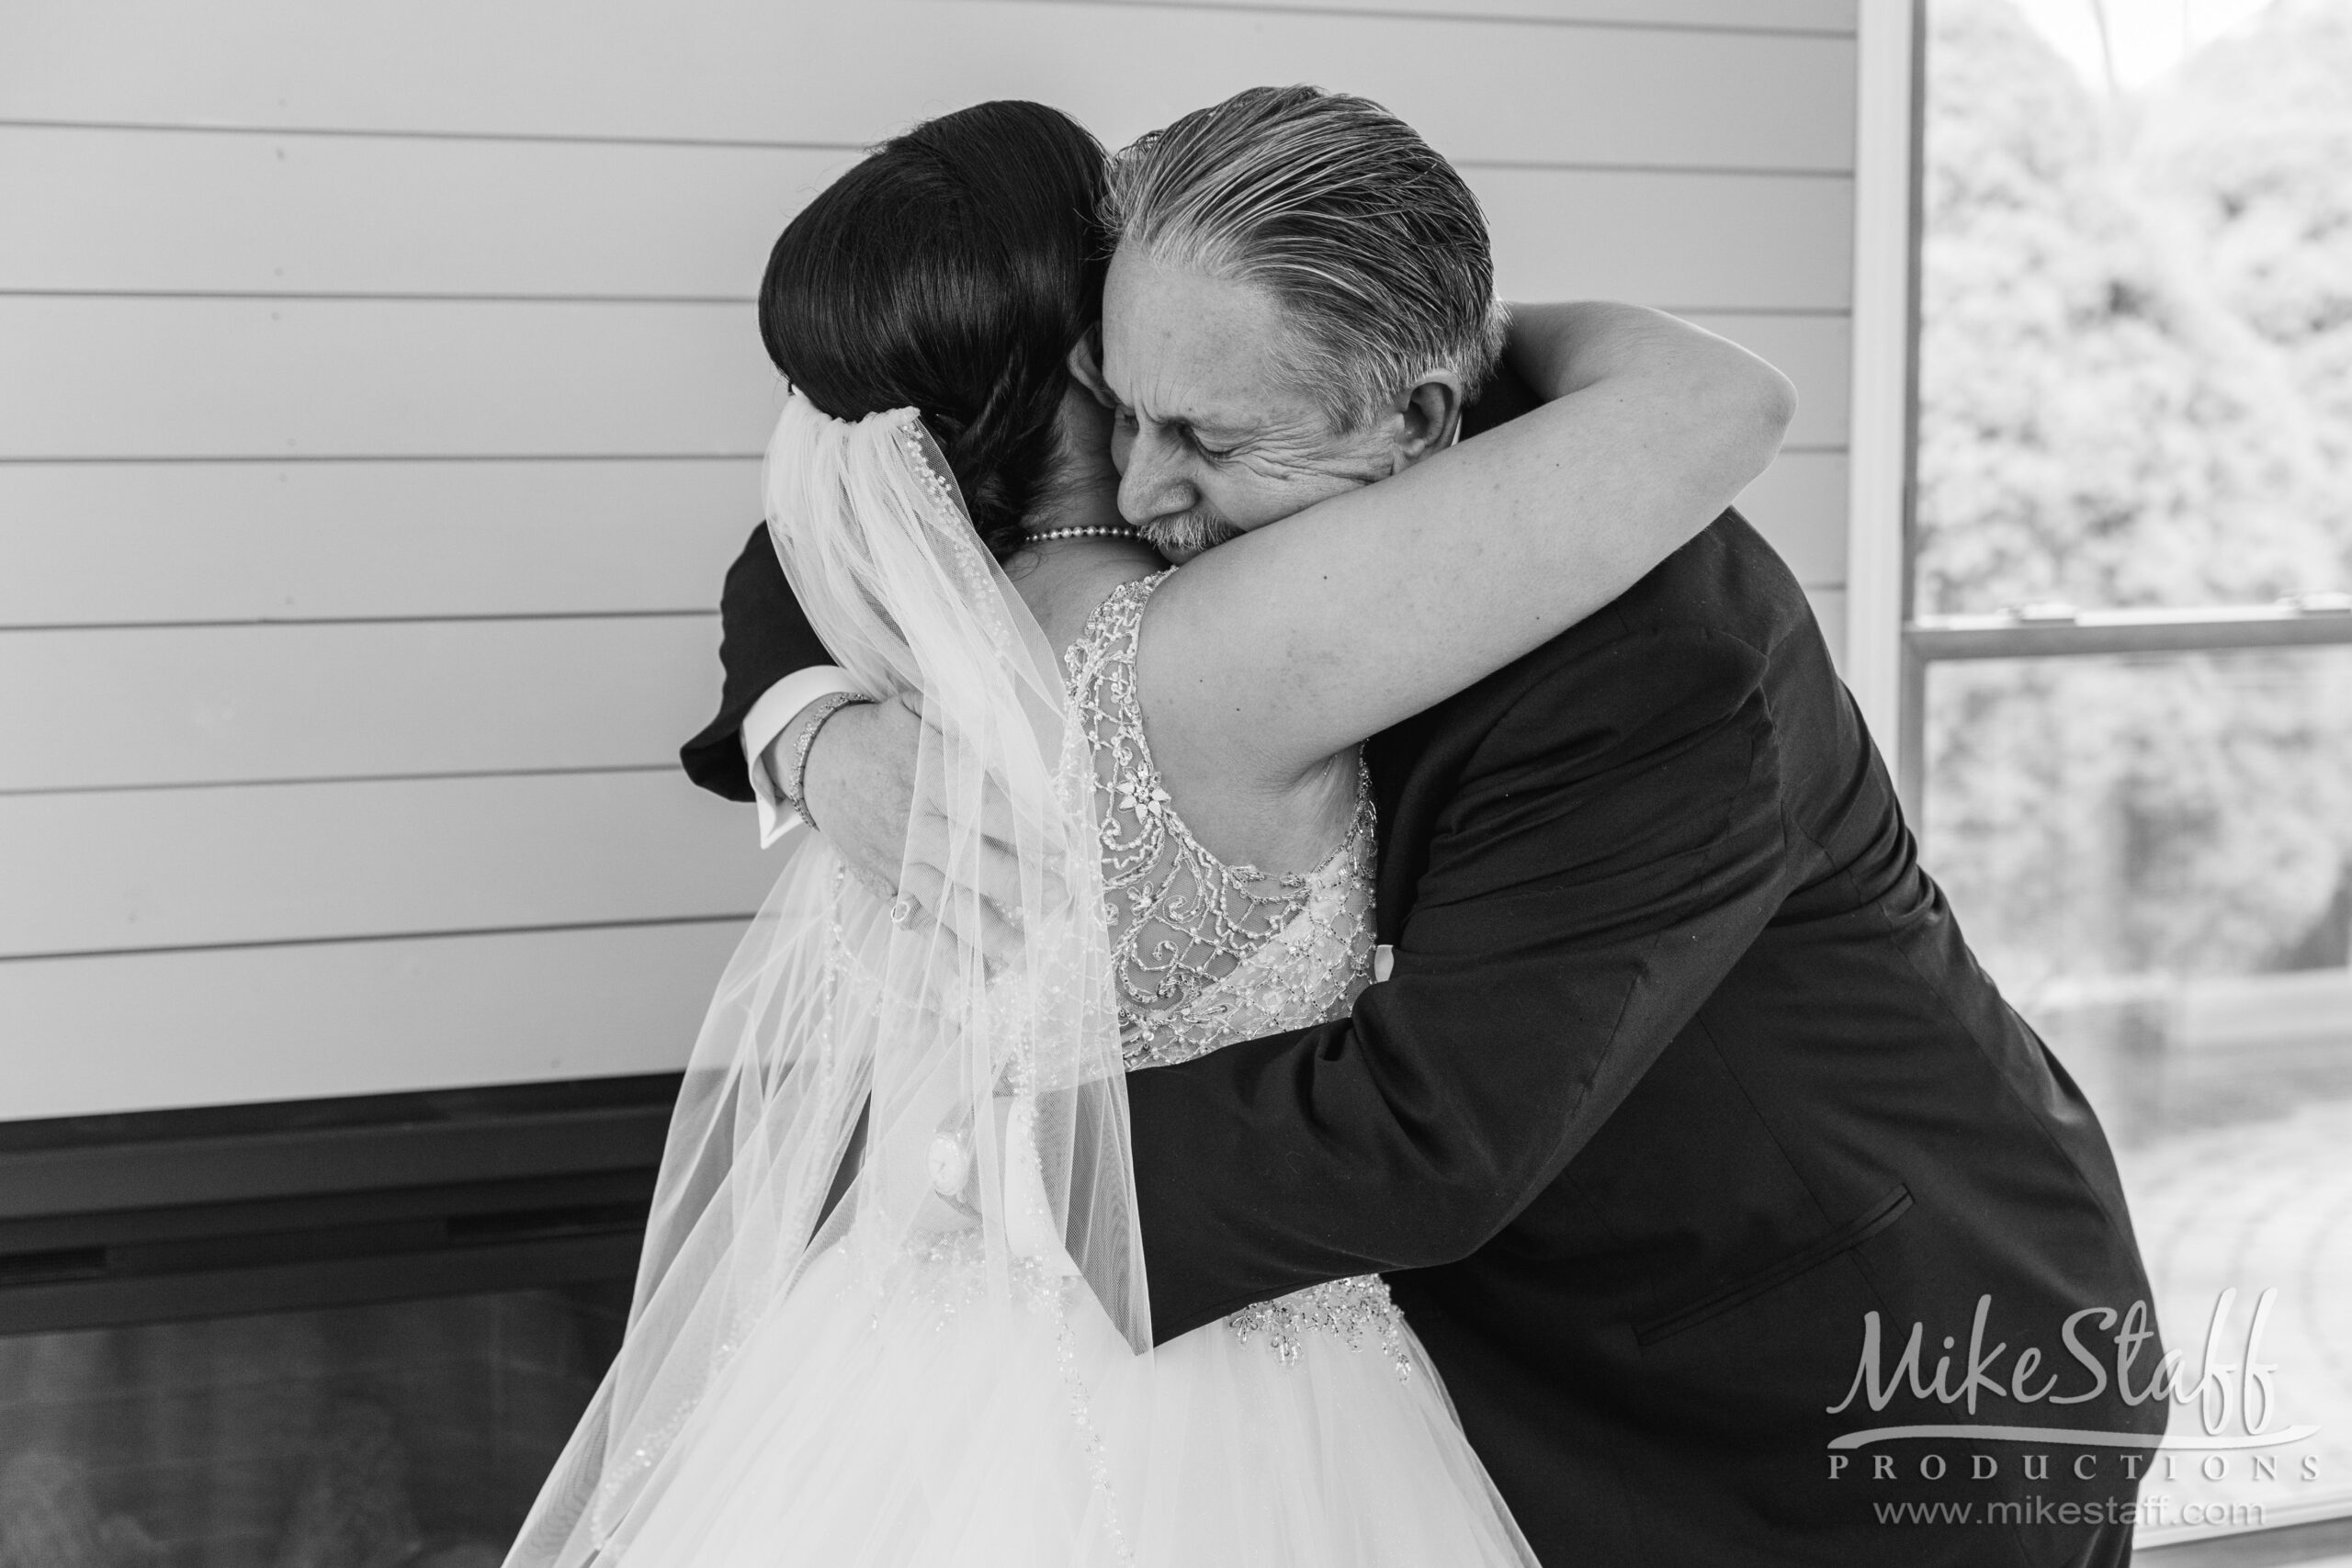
[[607, 1238, 1535, 1567]]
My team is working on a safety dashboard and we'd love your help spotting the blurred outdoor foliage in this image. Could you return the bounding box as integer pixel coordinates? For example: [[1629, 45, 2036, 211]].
[[1918, 0, 2352, 993]]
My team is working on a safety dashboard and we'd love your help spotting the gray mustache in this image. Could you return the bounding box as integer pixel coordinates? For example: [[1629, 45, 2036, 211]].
[[1140, 512, 1247, 558]]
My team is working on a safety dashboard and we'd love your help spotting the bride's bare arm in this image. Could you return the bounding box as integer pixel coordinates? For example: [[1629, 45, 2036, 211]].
[[1139, 304, 1795, 791], [802, 306, 1791, 926]]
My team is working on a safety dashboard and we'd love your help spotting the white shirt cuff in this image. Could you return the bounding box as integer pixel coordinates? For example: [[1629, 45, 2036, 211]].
[[741, 665, 862, 848]]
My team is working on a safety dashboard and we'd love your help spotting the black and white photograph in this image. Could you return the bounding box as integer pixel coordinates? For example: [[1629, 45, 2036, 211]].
[[3, 2, 2348, 1564]]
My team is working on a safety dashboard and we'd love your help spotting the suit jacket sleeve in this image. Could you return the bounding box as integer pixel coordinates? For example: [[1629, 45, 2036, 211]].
[[679, 524, 835, 801], [1124, 618, 1793, 1342]]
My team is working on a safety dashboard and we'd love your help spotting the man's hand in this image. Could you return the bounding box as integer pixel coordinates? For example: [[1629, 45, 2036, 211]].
[[797, 692, 1036, 961]]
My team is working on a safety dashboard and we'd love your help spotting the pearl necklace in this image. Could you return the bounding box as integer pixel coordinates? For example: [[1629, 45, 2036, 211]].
[[1025, 524, 1145, 546]]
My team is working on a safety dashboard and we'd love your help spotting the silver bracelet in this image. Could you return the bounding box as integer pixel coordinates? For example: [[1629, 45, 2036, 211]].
[[781, 693, 870, 833]]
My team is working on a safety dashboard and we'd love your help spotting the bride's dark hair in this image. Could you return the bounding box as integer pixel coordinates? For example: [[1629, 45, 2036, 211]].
[[759, 101, 1111, 562]]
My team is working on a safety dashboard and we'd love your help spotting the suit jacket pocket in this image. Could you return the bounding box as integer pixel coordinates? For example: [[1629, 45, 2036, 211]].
[[1634, 1184, 1913, 1348]]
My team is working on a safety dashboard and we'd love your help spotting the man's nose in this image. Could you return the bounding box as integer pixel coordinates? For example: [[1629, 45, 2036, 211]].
[[1116, 434, 1195, 525]]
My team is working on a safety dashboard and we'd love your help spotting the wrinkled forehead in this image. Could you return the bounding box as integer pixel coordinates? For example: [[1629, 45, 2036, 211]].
[[1100, 243, 1333, 436]]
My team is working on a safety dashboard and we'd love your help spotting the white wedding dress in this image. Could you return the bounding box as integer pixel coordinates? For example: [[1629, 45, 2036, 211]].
[[504, 398, 1533, 1568]]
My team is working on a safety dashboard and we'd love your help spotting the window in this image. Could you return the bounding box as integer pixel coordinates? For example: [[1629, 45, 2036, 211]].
[[1907, 0, 2352, 1550]]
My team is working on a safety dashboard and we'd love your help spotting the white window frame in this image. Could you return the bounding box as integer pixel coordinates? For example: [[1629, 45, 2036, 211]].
[[1846, 0, 2352, 814], [1852, 7, 2352, 1560]]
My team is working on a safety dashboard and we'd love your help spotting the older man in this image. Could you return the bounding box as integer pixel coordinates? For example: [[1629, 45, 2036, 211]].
[[684, 88, 2158, 1567]]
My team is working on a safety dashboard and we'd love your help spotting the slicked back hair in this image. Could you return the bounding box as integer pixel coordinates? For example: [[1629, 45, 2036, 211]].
[[1103, 85, 1508, 430]]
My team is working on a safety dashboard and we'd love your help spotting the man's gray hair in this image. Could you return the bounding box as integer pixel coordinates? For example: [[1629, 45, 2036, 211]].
[[1103, 85, 1509, 429]]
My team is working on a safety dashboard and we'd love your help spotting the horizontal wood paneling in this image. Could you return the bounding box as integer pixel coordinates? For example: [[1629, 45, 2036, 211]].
[[0, 299, 777, 460], [0, 299, 1846, 464], [0, 126, 842, 299], [0, 316, 1839, 634], [1, 772, 778, 958], [13, 490, 1864, 785], [7, 1, 1855, 171], [1074, 0, 1855, 28], [1477, 168, 1852, 310], [2, 618, 724, 792], [0, 923, 741, 1121], [1735, 450, 1847, 588], [3, 127, 1849, 313], [0, 0, 1864, 1122], [0, 461, 763, 627], [0, 311, 1839, 627]]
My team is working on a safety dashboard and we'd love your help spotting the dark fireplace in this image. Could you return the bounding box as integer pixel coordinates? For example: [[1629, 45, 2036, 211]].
[[0, 1077, 679, 1568]]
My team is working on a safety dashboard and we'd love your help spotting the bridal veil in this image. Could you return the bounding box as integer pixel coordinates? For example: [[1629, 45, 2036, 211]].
[[503, 390, 1150, 1565]]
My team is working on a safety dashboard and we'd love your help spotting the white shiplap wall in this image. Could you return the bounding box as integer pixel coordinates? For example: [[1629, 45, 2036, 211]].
[[0, 0, 1859, 1119]]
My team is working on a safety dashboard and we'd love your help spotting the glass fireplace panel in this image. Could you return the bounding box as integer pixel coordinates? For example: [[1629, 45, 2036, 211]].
[[0, 1280, 628, 1568]]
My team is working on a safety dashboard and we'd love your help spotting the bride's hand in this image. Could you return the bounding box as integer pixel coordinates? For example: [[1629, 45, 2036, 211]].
[[800, 694, 919, 898], [802, 693, 1033, 961]]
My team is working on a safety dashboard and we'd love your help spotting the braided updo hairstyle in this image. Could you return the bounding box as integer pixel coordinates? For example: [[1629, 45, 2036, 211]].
[[758, 101, 1112, 562]]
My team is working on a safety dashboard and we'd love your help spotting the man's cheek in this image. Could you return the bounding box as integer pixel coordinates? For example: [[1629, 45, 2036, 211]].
[[1224, 477, 1323, 533]]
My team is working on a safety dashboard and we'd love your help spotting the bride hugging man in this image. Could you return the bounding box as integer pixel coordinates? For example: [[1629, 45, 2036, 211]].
[[509, 88, 2159, 1568]]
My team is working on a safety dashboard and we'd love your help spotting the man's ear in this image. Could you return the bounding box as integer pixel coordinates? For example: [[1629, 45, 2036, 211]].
[[1394, 373, 1467, 469], [1066, 330, 1115, 408]]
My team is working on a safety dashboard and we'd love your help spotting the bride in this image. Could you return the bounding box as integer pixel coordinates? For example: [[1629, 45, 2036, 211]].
[[507, 97, 1793, 1566]]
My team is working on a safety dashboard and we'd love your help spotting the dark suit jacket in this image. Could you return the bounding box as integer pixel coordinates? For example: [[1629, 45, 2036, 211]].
[[684, 508, 2159, 1567]]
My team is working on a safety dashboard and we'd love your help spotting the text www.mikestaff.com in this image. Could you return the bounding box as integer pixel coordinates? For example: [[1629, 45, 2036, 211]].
[[1873, 1497, 2265, 1528]]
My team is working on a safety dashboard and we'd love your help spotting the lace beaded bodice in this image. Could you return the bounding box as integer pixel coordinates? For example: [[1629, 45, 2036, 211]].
[[1063, 572, 1377, 1068], [1062, 572, 1408, 1376]]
